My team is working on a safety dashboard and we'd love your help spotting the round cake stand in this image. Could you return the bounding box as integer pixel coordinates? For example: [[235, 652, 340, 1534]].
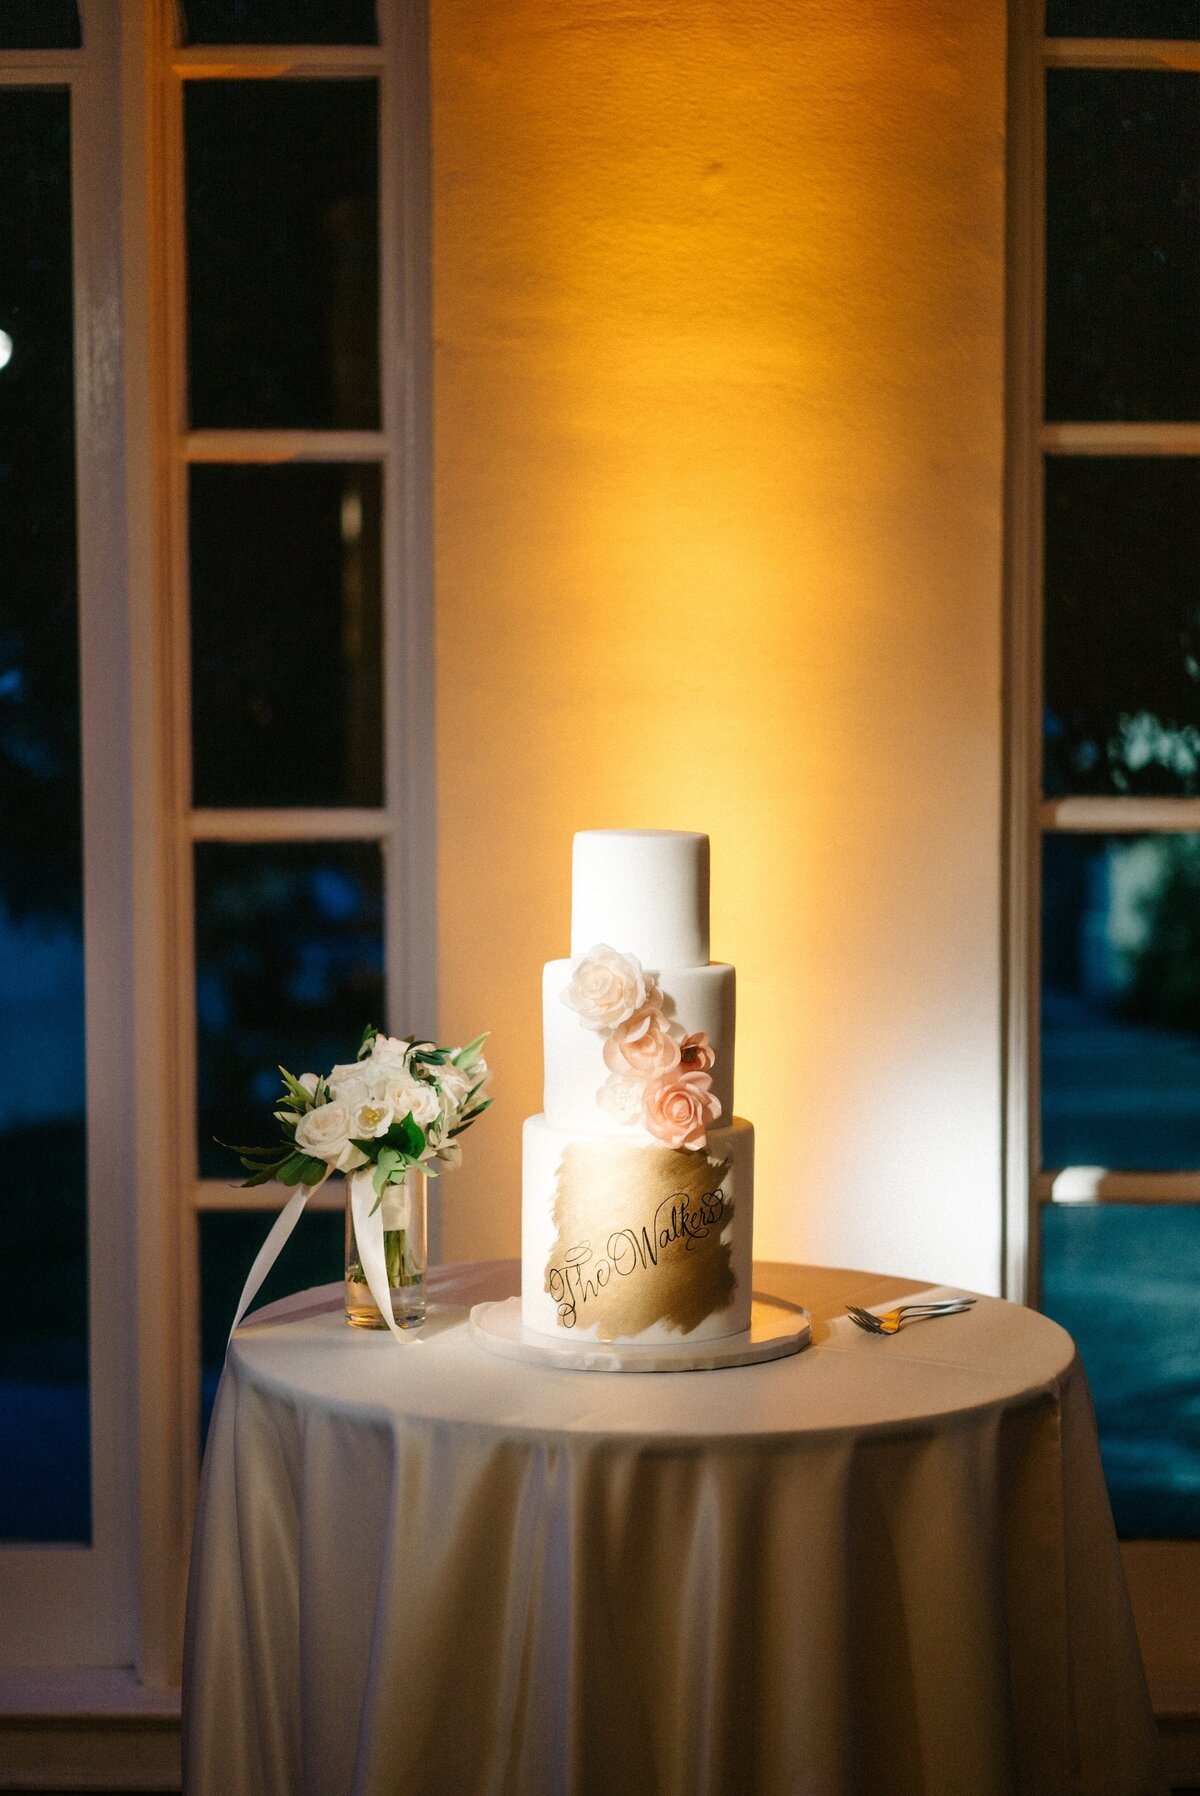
[[467, 1293, 811, 1373]]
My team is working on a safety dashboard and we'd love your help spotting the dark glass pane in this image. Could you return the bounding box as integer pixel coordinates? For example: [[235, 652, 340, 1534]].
[[0, 89, 89, 1543], [1042, 833, 1200, 1169], [195, 841, 385, 1177], [0, 2, 82, 48], [182, 0, 377, 42], [1043, 1204, 1199, 1537], [1044, 458, 1200, 797], [1047, 0, 1200, 36], [190, 463, 383, 807], [185, 80, 378, 429], [1046, 70, 1200, 422], [200, 1207, 343, 1442]]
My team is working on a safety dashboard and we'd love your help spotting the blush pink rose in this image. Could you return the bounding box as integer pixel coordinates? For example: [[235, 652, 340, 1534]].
[[561, 944, 648, 1032], [642, 1069, 722, 1151], [602, 1005, 681, 1080], [678, 1031, 715, 1073]]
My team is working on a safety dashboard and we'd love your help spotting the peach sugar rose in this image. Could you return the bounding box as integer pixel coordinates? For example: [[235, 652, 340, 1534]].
[[602, 1005, 681, 1080], [561, 944, 648, 1032], [642, 1068, 722, 1151], [678, 1031, 715, 1073]]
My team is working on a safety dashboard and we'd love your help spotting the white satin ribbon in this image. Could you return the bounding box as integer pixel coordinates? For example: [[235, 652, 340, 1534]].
[[227, 1167, 415, 1347], [228, 1177, 324, 1342], [349, 1166, 414, 1346]]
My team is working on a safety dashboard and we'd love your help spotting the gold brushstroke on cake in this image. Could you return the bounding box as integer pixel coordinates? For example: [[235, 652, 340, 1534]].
[[544, 1139, 735, 1338]]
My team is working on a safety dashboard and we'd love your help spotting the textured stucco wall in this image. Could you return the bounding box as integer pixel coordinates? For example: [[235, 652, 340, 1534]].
[[431, 0, 1007, 1291]]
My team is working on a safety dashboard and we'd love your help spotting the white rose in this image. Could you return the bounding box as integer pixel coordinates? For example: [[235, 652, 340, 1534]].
[[328, 1074, 371, 1113], [298, 1072, 321, 1099], [438, 1065, 474, 1109], [350, 1094, 394, 1140], [294, 1102, 367, 1172], [328, 1060, 370, 1090], [369, 1036, 412, 1078], [596, 1072, 645, 1124], [385, 1076, 440, 1128], [561, 944, 649, 1032]]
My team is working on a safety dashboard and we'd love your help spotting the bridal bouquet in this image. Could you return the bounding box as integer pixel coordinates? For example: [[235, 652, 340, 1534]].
[[232, 1024, 492, 1200], [226, 1025, 491, 1338]]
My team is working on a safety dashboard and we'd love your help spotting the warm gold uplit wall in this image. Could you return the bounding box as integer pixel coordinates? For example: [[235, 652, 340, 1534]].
[[431, 0, 1006, 1289]]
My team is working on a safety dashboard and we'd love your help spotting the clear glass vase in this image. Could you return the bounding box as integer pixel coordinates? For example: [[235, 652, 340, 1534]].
[[344, 1168, 428, 1329]]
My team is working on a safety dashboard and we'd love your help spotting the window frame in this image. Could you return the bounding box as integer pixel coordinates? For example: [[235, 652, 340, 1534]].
[[130, 0, 436, 1688], [1004, 0, 1200, 1741], [0, 0, 434, 1708], [0, 5, 137, 1673]]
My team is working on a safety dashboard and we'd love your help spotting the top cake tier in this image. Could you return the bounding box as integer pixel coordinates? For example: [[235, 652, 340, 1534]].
[[570, 830, 710, 968]]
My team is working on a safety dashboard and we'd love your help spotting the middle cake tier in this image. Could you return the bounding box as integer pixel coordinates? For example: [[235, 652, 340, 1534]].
[[542, 957, 736, 1133]]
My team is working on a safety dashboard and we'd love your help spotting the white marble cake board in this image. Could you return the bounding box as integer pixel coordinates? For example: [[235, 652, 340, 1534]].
[[468, 1294, 811, 1373]]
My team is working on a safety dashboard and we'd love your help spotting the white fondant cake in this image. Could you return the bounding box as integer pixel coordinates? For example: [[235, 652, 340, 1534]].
[[521, 830, 755, 1344]]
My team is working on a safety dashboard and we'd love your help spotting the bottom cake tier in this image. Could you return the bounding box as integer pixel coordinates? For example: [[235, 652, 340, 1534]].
[[521, 1114, 755, 1344]]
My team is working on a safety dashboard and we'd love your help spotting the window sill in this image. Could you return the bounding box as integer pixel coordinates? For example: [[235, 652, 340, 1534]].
[[0, 1670, 180, 1792]]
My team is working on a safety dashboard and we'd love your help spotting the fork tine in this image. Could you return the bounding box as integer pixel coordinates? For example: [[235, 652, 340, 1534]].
[[845, 1307, 884, 1332]]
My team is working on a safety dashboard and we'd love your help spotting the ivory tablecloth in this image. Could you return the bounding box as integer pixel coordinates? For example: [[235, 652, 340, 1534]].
[[183, 1259, 1164, 1796]]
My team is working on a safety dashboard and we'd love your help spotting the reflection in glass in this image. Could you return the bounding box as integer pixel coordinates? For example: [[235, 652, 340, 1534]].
[[1044, 458, 1200, 797], [0, 2, 81, 48], [182, 0, 377, 42], [1042, 833, 1200, 1170], [1046, 70, 1200, 423], [1043, 1204, 1199, 1537], [194, 842, 385, 1177], [1047, 0, 1200, 36], [199, 1209, 343, 1442], [190, 464, 383, 807], [185, 80, 379, 429], [0, 89, 89, 1542]]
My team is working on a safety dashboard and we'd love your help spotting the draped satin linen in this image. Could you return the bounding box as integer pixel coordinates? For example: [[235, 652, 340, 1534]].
[[183, 1260, 1164, 1796]]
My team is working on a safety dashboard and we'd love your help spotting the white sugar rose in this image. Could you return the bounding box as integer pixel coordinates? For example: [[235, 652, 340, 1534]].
[[385, 1075, 440, 1128], [642, 1069, 722, 1152], [561, 945, 650, 1032], [602, 1005, 681, 1080], [597, 1072, 645, 1124], [294, 1101, 368, 1172]]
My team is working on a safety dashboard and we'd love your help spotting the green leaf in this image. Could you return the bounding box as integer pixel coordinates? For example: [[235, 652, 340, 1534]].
[[452, 1032, 489, 1067], [357, 1023, 379, 1060], [298, 1157, 329, 1186], [382, 1114, 426, 1159], [239, 1164, 280, 1188]]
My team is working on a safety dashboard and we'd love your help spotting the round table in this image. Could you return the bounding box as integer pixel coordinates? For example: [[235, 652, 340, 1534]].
[[183, 1259, 1164, 1796]]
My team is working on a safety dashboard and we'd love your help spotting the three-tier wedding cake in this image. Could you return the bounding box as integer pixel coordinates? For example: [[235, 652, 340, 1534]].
[[521, 830, 754, 1344]]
